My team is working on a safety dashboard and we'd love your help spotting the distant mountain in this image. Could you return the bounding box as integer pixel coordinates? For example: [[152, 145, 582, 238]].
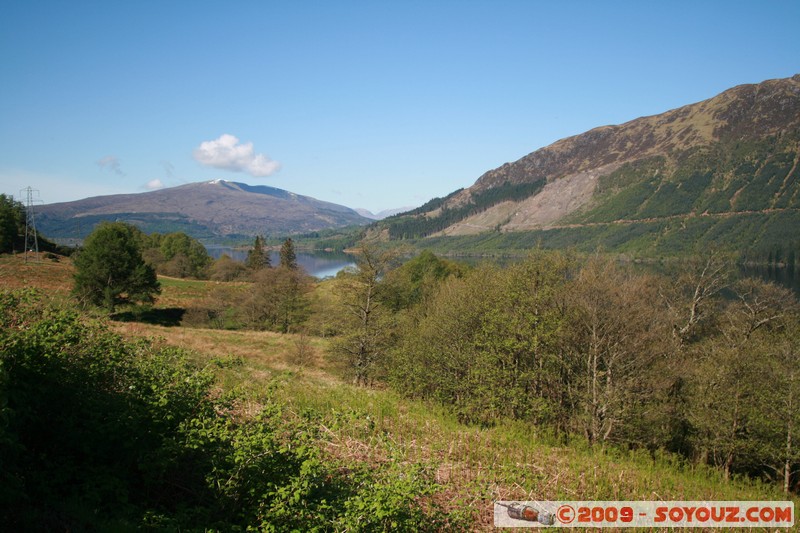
[[355, 206, 417, 220], [37, 180, 371, 242], [377, 75, 800, 256]]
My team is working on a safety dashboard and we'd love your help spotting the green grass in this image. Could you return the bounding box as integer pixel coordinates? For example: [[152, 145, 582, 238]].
[[217, 361, 796, 522]]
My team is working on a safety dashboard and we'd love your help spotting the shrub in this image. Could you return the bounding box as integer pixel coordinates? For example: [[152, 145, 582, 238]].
[[0, 289, 458, 530]]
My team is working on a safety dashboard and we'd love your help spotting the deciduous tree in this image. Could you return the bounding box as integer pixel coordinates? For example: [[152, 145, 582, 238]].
[[330, 244, 397, 386], [244, 267, 312, 333], [564, 256, 674, 446], [210, 254, 248, 281]]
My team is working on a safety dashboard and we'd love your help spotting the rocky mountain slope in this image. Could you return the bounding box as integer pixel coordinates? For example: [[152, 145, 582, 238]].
[[379, 75, 800, 256], [37, 180, 371, 241]]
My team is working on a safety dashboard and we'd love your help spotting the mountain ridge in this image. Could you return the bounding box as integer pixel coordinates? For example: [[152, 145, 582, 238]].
[[377, 74, 800, 255], [37, 180, 371, 242], [471, 74, 800, 193]]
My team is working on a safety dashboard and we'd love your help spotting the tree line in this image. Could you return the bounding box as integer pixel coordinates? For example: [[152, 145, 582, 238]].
[[71, 222, 312, 336], [331, 248, 800, 494]]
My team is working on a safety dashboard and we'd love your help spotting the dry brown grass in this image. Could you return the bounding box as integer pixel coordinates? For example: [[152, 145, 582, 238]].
[[110, 321, 339, 387], [0, 253, 75, 296]]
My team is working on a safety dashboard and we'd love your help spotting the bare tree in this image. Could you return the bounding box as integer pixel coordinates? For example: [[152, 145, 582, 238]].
[[566, 256, 673, 446], [330, 243, 397, 386], [665, 252, 732, 345]]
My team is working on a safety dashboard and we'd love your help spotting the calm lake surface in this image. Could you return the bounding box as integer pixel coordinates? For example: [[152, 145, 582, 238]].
[[206, 247, 355, 279]]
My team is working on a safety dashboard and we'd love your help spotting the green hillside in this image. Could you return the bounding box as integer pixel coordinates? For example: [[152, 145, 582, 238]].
[[373, 76, 800, 258]]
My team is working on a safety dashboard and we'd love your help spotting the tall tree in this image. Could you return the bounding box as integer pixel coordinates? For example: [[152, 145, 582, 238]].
[[767, 331, 800, 494], [380, 250, 468, 312], [330, 244, 396, 386], [389, 252, 571, 426], [664, 252, 732, 345], [72, 222, 160, 311], [279, 238, 297, 270], [564, 257, 674, 446], [210, 254, 248, 281], [687, 279, 798, 481], [245, 235, 270, 270]]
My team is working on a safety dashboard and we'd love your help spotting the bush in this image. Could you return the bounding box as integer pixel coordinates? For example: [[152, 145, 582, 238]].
[[0, 289, 459, 530]]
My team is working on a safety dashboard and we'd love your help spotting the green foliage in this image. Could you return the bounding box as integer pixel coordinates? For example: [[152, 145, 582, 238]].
[[157, 231, 212, 277], [244, 267, 313, 333], [246, 235, 271, 270], [406, 131, 800, 258], [136, 229, 212, 279], [0, 290, 459, 530], [409, 205, 800, 259], [390, 252, 572, 426], [330, 245, 399, 385], [209, 253, 249, 281], [398, 188, 464, 217], [684, 279, 800, 482], [292, 225, 365, 251], [0, 194, 24, 253], [596, 156, 667, 193], [279, 237, 298, 270], [384, 251, 800, 492], [72, 222, 161, 311], [381, 250, 469, 311]]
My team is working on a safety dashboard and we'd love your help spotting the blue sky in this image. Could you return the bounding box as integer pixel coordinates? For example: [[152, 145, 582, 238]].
[[1, 1, 799, 213]]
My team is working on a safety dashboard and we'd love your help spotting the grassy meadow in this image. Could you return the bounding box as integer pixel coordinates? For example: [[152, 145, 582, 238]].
[[2, 252, 797, 530]]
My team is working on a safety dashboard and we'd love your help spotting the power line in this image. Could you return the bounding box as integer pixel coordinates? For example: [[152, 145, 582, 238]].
[[21, 186, 41, 263]]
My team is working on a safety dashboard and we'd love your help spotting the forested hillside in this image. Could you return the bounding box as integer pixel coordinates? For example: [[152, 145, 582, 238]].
[[376, 75, 800, 257]]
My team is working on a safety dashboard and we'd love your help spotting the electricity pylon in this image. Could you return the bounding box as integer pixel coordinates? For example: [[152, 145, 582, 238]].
[[21, 186, 40, 262]]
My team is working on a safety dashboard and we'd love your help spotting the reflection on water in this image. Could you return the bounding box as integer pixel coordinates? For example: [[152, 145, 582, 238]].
[[739, 263, 800, 296], [205, 247, 355, 279], [629, 260, 800, 297], [449, 255, 800, 296]]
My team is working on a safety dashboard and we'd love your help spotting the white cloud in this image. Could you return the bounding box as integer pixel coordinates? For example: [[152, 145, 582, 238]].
[[145, 179, 165, 190], [192, 134, 280, 177], [96, 155, 125, 176]]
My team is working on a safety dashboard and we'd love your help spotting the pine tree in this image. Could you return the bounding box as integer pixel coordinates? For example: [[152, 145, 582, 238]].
[[279, 238, 297, 270], [246, 235, 271, 270]]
